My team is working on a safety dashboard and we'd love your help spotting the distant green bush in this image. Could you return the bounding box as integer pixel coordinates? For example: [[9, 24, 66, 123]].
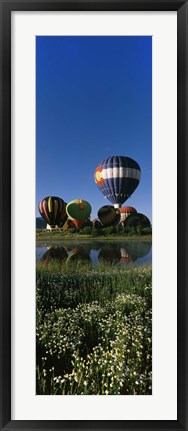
[[79, 226, 92, 235], [142, 227, 152, 235], [67, 227, 77, 234], [91, 227, 103, 237], [136, 226, 143, 236]]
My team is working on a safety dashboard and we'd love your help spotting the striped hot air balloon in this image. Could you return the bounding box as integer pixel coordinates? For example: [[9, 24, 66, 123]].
[[120, 206, 137, 223], [38, 196, 67, 228], [94, 156, 141, 208]]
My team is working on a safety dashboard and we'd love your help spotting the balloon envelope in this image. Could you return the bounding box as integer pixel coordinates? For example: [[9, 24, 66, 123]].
[[38, 196, 67, 227], [120, 206, 137, 214], [120, 206, 137, 222], [124, 213, 151, 229], [94, 156, 141, 206], [98, 205, 120, 227], [66, 199, 92, 221], [71, 220, 85, 229]]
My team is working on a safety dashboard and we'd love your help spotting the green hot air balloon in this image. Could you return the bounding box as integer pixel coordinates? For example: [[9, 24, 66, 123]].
[[98, 205, 120, 227], [66, 199, 92, 227]]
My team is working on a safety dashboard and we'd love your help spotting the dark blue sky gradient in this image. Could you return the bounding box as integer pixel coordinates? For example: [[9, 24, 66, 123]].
[[36, 36, 152, 221]]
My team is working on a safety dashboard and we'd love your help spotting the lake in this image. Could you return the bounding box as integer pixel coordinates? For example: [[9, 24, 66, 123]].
[[36, 240, 152, 266]]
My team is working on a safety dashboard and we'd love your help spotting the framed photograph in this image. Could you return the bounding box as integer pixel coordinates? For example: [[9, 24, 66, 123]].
[[0, 0, 187, 430]]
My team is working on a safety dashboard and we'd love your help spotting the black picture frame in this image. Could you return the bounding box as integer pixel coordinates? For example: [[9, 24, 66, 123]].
[[0, 1, 187, 430]]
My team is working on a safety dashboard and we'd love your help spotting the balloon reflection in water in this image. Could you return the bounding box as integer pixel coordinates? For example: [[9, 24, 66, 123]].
[[99, 241, 151, 265], [119, 248, 135, 264], [98, 245, 121, 265], [123, 241, 151, 261], [66, 247, 91, 267], [42, 246, 68, 263]]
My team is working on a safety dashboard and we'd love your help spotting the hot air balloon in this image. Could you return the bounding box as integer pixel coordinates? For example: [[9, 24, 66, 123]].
[[66, 199, 92, 229], [98, 205, 120, 227], [120, 206, 137, 223], [94, 156, 141, 208], [38, 196, 67, 229], [61, 203, 68, 226], [124, 213, 151, 229], [70, 220, 85, 229]]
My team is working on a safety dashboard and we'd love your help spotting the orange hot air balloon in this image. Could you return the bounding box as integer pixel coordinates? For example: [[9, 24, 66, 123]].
[[71, 220, 85, 229], [120, 206, 137, 223]]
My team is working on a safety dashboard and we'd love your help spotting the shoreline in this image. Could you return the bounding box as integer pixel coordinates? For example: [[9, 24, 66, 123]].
[[36, 234, 152, 244]]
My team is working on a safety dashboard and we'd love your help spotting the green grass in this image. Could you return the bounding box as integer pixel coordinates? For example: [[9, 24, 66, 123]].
[[36, 262, 152, 395], [36, 226, 152, 242]]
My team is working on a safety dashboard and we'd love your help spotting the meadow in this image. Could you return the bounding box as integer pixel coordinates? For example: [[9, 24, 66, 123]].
[[36, 225, 152, 242], [36, 259, 152, 396]]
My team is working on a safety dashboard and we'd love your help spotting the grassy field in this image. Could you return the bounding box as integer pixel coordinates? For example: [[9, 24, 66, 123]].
[[36, 230, 152, 242], [36, 261, 152, 395]]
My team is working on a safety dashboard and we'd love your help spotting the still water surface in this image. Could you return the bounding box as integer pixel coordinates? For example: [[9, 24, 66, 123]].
[[36, 240, 152, 266]]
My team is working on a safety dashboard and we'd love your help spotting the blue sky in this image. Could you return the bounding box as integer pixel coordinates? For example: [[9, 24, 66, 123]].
[[36, 36, 152, 221]]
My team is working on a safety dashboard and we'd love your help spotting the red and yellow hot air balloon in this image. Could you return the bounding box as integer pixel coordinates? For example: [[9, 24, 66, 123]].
[[120, 206, 137, 223], [38, 196, 67, 229]]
